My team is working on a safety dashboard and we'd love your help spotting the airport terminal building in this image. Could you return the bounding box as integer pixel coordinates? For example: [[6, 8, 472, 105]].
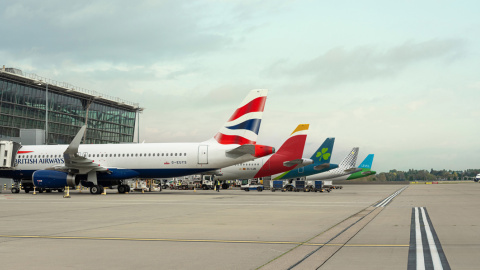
[[0, 66, 141, 145]]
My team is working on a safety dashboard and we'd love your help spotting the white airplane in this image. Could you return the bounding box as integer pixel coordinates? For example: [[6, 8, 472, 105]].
[[303, 147, 361, 181], [5, 89, 275, 194], [212, 124, 312, 181], [323, 154, 376, 181]]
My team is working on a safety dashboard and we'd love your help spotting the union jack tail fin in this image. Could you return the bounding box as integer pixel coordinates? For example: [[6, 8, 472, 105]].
[[213, 89, 268, 145]]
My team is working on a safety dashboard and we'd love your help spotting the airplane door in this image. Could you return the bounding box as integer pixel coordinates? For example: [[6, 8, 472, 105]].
[[198, 145, 208, 164]]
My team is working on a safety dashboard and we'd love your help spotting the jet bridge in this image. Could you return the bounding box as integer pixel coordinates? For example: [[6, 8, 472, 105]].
[[0, 141, 22, 169]]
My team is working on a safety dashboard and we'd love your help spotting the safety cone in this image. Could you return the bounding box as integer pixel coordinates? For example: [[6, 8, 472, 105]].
[[63, 186, 71, 198], [142, 189, 144, 194], [33, 187, 36, 195], [101, 187, 106, 195], [194, 186, 196, 192]]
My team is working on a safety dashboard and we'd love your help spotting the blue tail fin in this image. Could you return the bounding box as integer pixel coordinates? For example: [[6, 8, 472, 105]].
[[310, 138, 335, 164], [358, 154, 374, 169]]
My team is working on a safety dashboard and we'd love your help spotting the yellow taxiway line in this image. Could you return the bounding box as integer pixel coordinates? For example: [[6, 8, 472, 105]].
[[0, 235, 408, 247]]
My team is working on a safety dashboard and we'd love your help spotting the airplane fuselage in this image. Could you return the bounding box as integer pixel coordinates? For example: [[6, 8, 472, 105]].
[[5, 142, 260, 180]]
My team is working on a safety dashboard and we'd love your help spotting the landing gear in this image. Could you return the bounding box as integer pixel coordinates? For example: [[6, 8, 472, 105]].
[[90, 185, 104, 194], [117, 185, 130, 194], [11, 187, 20, 193]]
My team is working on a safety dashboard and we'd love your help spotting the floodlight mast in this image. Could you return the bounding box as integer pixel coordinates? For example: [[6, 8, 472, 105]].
[[34, 80, 48, 144]]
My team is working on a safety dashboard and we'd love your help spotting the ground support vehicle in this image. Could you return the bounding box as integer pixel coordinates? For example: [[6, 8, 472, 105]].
[[304, 180, 330, 192], [16, 180, 64, 193], [240, 179, 264, 192], [322, 181, 342, 190], [270, 180, 284, 192], [281, 180, 305, 192]]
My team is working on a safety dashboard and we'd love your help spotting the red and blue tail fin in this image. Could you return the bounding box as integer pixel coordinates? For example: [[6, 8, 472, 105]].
[[213, 89, 268, 145]]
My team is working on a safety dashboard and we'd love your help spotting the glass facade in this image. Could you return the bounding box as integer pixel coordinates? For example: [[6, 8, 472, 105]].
[[0, 75, 137, 144]]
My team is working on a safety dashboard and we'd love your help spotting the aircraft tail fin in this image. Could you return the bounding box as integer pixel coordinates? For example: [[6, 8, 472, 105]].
[[358, 154, 374, 169], [339, 147, 359, 168], [310, 138, 335, 164], [275, 124, 309, 156], [213, 89, 268, 145]]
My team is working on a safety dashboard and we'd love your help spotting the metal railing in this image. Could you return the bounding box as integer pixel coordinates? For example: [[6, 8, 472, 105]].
[[2, 68, 140, 108]]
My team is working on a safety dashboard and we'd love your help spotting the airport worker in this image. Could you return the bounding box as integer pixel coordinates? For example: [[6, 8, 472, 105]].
[[216, 180, 221, 192]]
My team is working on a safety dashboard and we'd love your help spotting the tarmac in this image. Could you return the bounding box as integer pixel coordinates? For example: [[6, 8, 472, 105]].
[[0, 183, 478, 269]]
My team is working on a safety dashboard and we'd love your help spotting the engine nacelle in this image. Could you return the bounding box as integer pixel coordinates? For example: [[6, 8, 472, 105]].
[[254, 144, 275, 158], [33, 170, 78, 189]]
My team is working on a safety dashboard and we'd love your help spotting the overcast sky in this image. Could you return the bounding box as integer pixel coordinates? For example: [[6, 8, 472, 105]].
[[1, 0, 479, 172]]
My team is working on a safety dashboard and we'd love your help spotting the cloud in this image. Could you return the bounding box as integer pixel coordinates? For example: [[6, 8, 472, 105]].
[[0, 1, 232, 67], [264, 39, 466, 89]]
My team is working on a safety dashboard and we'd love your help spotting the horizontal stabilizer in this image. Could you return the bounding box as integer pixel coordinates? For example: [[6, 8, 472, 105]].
[[226, 144, 255, 156], [283, 158, 313, 168], [344, 167, 362, 174], [314, 163, 330, 170], [362, 170, 376, 175]]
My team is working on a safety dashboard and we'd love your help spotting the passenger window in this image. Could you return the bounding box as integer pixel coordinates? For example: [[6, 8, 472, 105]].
[[175, 153, 177, 156], [162, 153, 164, 156]]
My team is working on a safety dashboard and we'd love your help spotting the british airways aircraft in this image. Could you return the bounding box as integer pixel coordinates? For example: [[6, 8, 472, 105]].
[[4, 89, 275, 194], [213, 124, 312, 181]]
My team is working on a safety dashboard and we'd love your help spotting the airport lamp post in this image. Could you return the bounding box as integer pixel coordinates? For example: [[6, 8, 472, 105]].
[[35, 80, 49, 144], [45, 82, 48, 144]]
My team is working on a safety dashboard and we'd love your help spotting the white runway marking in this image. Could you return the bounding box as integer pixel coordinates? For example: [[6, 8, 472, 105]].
[[374, 186, 408, 207], [408, 207, 450, 270]]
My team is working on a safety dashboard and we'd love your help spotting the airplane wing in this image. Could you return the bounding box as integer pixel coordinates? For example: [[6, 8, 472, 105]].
[[52, 125, 108, 174], [202, 169, 224, 176], [344, 167, 362, 174]]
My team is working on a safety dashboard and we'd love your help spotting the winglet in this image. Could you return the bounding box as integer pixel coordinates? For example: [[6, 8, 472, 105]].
[[65, 125, 87, 156]]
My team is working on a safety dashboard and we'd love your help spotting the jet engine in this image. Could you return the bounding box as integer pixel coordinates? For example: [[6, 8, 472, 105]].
[[32, 170, 79, 189]]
